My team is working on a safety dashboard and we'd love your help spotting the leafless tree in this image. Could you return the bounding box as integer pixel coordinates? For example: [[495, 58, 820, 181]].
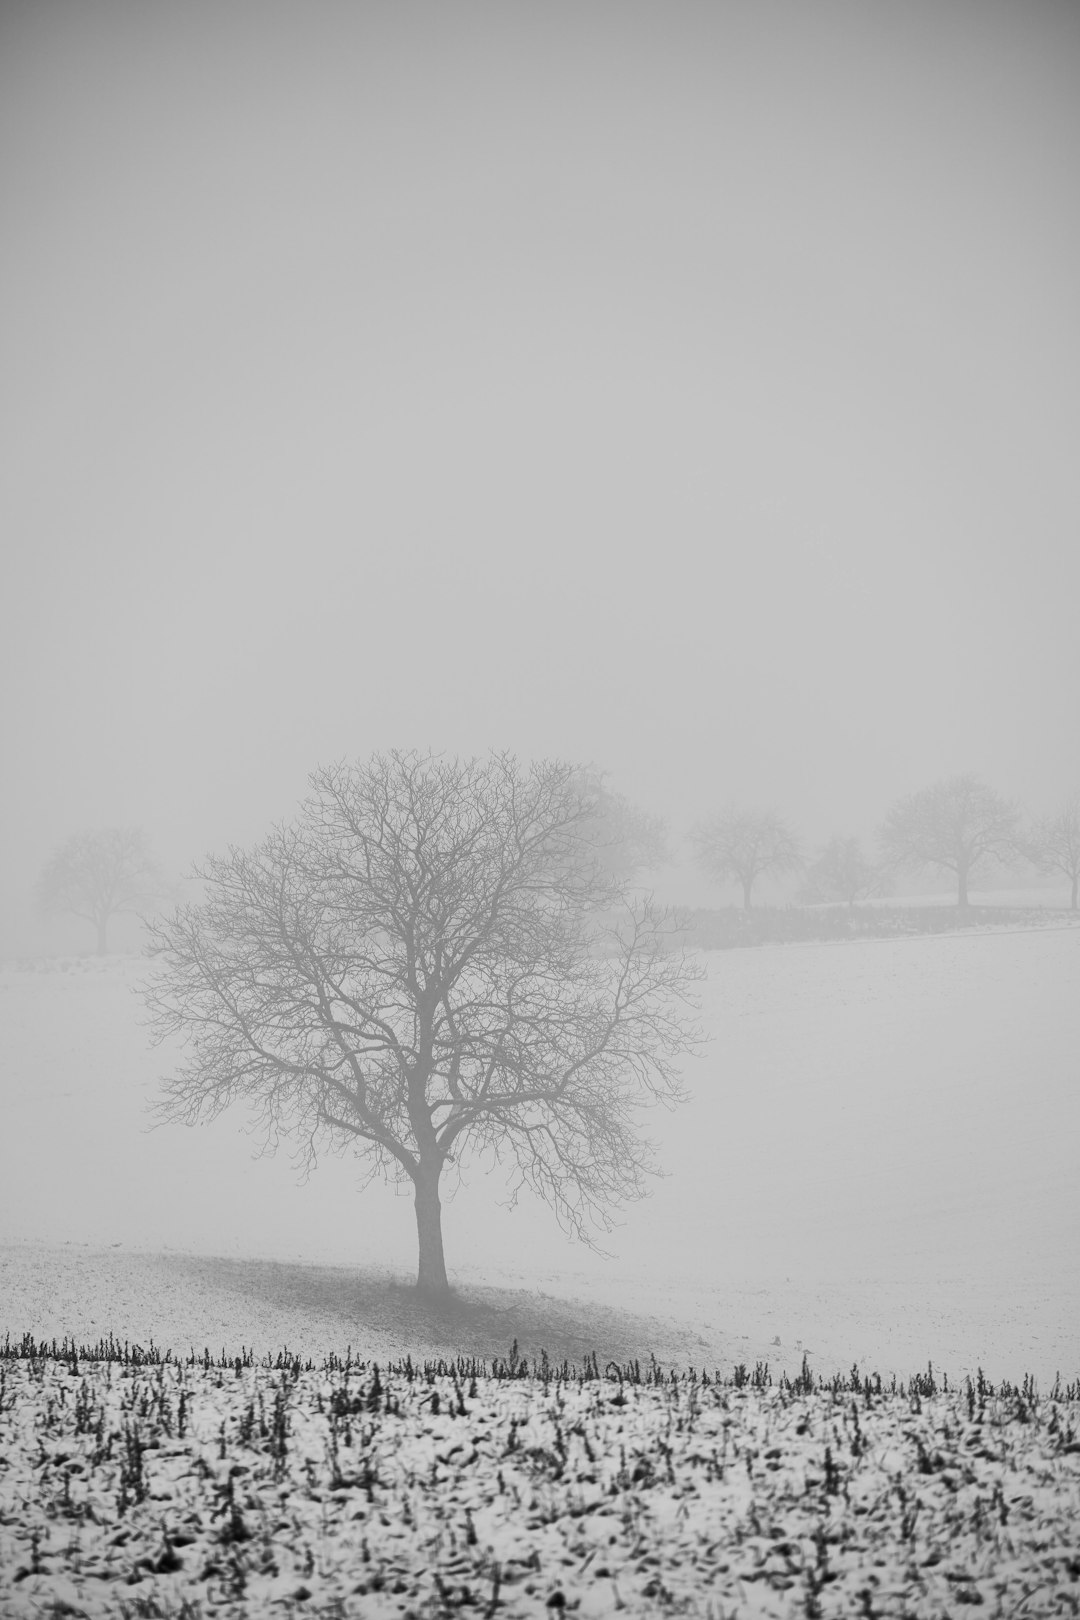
[[144, 751, 701, 1299], [577, 776, 668, 881], [1024, 793, 1080, 911], [798, 836, 882, 908], [690, 806, 801, 910], [36, 827, 160, 954], [878, 774, 1020, 908]]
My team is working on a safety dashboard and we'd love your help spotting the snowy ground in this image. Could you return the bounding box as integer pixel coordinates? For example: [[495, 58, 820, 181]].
[[1, 929, 1078, 1619], [1, 926, 1078, 1385], [2, 1342, 1078, 1619]]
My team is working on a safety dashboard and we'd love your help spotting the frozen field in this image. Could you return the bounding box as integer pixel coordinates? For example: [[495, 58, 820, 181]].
[[1, 925, 1078, 1386], [4, 1340, 1078, 1620]]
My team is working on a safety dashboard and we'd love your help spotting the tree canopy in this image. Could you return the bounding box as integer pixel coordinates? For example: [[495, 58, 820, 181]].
[[1024, 793, 1080, 911], [690, 806, 801, 910], [878, 775, 1019, 907], [144, 751, 701, 1297], [36, 827, 160, 954], [579, 781, 668, 882], [798, 836, 881, 908]]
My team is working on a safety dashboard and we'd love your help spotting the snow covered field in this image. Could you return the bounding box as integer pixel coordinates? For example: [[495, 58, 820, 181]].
[[1, 927, 1079, 1618], [1, 926, 1078, 1385], [2, 1341, 1078, 1620]]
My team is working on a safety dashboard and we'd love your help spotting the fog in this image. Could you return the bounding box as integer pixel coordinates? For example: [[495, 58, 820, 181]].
[[1, 0, 1078, 932]]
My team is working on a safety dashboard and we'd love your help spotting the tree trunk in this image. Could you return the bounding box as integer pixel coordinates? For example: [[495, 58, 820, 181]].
[[957, 868, 969, 909], [742, 878, 753, 911], [96, 916, 109, 955], [413, 1165, 449, 1299]]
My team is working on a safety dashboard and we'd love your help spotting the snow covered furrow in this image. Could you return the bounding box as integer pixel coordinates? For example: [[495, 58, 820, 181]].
[[1, 1354, 1078, 1618]]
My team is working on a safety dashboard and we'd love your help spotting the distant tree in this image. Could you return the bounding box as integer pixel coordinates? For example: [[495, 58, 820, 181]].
[[1024, 793, 1080, 911], [798, 836, 882, 908], [690, 806, 801, 910], [878, 775, 1020, 908], [36, 827, 160, 954], [579, 778, 668, 881], [144, 751, 701, 1300]]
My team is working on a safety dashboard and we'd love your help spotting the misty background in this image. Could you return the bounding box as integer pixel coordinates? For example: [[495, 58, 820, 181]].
[[2, 0, 1078, 952]]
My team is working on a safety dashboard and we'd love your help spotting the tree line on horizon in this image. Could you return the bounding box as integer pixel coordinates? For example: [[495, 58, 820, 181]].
[[690, 775, 1080, 912], [34, 769, 1080, 957]]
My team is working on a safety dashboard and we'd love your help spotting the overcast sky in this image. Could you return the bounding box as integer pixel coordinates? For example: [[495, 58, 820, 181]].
[[2, 0, 1078, 901]]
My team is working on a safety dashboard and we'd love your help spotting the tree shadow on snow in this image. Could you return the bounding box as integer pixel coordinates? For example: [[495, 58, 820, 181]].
[[144, 1250, 713, 1371]]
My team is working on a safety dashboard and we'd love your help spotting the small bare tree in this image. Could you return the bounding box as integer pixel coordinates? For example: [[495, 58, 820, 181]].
[[690, 806, 801, 910], [144, 751, 701, 1299], [798, 836, 882, 908], [36, 827, 160, 954], [878, 774, 1020, 908], [1025, 793, 1080, 911]]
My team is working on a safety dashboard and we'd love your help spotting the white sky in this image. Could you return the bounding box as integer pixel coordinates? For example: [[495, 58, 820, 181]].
[[2, 0, 1078, 897]]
